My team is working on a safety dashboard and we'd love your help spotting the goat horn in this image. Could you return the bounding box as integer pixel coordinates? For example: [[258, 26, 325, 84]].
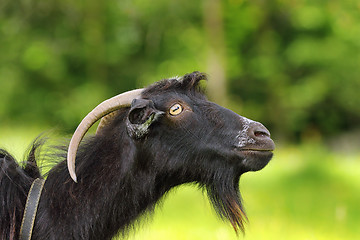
[[67, 88, 144, 182]]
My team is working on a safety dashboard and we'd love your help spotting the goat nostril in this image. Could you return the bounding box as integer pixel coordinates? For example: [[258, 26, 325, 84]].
[[254, 130, 270, 138], [249, 123, 271, 139]]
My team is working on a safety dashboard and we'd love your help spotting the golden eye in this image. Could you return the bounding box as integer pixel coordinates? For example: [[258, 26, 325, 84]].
[[169, 103, 183, 116]]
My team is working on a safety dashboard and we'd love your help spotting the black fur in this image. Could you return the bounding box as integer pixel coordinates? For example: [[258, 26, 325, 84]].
[[0, 141, 42, 240], [0, 72, 274, 239]]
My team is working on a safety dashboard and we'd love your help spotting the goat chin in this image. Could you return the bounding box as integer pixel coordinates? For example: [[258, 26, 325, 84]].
[[236, 150, 274, 172], [0, 71, 274, 239]]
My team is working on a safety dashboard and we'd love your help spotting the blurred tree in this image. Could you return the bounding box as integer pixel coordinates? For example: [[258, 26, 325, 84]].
[[204, 0, 227, 106]]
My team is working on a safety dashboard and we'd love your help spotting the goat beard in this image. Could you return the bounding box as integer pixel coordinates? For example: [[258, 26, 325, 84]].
[[204, 172, 247, 234]]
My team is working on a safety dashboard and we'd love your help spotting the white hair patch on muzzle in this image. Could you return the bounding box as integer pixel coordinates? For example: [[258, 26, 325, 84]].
[[236, 117, 256, 148]]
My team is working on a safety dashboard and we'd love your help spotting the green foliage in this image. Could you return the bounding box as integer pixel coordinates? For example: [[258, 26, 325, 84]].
[[1, 0, 360, 140], [0, 0, 206, 131], [224, 0, 360, 140]]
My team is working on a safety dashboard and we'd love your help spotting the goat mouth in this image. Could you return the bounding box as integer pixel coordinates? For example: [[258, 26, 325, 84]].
[[239, 146, 274, 150], [236, 149, 274, 160], [234, 148, 274, 172], [237, 148, 274, 153], [235, 144, 275, 152], [238, 148, 274, 159]]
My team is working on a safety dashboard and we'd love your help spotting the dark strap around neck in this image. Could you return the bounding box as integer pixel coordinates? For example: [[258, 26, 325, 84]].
[[20, 178, 45, 240]]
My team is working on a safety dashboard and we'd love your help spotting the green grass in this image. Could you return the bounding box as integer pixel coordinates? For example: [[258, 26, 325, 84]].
[[1, 127, 359, 240]]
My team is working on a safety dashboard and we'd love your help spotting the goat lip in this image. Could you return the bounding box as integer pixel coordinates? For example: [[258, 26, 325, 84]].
[[233, 147, 273, 172], [233, 148, 274, 159], [235, 144, 275, 152], [237, 148, 274, 152]]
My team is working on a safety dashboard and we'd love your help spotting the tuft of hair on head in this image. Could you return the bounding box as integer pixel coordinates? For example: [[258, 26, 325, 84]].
[[180, 71, 208, 92], [143, 71, 208, 97]]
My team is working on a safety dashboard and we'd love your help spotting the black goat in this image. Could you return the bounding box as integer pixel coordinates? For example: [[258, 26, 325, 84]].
[[0, 72, 275, 240]]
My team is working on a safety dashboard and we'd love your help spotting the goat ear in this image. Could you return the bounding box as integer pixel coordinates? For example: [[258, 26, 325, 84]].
[[126, 99, 164, 139]]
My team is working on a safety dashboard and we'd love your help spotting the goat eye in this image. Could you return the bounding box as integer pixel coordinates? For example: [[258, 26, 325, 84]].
[[169, 103, 183, 116]]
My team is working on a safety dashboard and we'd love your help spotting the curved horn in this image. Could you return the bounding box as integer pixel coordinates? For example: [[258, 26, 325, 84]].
[[67, 88, 144, 182]]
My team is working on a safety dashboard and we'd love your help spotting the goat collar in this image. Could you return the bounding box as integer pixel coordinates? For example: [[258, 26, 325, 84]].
[[20, 178, 45, 240]]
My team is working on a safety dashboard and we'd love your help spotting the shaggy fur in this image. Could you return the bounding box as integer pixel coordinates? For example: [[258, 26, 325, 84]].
[[0, 72, 274, 239]]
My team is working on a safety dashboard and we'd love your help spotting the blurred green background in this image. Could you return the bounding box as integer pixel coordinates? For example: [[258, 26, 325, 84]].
[[0, 0, 359, 239]]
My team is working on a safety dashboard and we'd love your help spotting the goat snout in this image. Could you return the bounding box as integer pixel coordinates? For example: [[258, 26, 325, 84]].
[[247, 122, 275, 151], [236, 117, 275, 152], [248, 123, 271, 140]]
